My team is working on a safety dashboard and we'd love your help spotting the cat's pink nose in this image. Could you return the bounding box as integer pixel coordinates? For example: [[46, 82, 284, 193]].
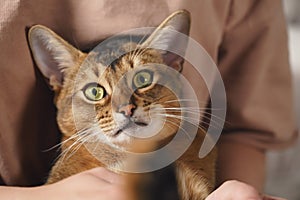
[[118, 104, 136, 117]]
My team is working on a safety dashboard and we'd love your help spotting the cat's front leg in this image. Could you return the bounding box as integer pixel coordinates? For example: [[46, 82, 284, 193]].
[[175, 147, 217, 200]]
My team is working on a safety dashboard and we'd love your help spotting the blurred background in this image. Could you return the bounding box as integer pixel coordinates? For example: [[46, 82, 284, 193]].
[[265, 1, 300, 199]]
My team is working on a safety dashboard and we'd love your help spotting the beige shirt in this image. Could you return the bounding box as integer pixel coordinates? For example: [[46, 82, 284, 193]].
[[0, 0, 297, 186]]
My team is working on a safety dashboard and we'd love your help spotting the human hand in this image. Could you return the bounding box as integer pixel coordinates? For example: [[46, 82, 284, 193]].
[[205, 180, 286, 200], [31, 167, 127, 200]]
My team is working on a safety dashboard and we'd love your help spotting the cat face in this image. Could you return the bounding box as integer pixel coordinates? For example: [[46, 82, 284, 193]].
[[69, 49, 184, 148], [28, 10, 190, 150]]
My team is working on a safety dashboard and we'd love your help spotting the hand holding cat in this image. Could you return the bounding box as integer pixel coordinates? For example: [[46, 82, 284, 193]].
[[32, 167, 127, 200], [49, 167, 127, 200], [206, 180, 286, 200]]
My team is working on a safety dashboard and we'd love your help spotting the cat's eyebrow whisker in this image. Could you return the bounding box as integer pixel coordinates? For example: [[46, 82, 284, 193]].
[[130, 34, 148, 61], [132, 33, 149, 58], [133, 46, 149, 61], [129, 34, 133, 59], [131, 47, 143, 62]]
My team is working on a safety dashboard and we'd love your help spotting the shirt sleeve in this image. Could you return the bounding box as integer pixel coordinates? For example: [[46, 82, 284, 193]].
[[218, 0, 298, 149]]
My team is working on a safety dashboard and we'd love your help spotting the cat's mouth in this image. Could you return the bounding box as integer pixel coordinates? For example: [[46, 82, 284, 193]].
[[114, 121, 148, 136]]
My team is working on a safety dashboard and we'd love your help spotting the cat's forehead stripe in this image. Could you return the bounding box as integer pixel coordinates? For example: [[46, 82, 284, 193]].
[[92, 65, 99, 77], [90, 34, 147, 67]]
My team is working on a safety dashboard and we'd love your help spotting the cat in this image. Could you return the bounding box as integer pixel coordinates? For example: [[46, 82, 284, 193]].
[[28, 10, 216, 200]]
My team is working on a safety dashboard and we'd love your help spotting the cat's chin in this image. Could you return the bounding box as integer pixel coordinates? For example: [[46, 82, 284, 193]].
[[114, 120, 148, 137], [120, 117, 165, 136], [109, 129, 178, 153]]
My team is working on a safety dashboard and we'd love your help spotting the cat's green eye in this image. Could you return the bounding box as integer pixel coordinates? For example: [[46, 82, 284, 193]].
[[83, 84, 106, 101], [133, 70, 153, 89]]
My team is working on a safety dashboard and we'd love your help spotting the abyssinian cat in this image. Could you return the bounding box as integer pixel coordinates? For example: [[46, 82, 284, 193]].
[[28, 10, 216, 200]]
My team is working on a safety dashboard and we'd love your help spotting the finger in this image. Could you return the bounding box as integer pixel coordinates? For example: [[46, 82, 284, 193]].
[[205, 185, 231, 200], [86, 167, 125, 184], [206, 180, 261, 200], [262, 195, 287, 200]]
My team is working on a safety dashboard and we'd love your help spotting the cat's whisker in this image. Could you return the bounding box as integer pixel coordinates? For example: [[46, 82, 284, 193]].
[[89, 137, 104, 157], [52, 131, 90, 164], [57, 125, 100, 162], [65, 125, 106, 160], [59, 133, 89, 162], [153, 94, 179, 103], [158, 101, 228, 124], [151, 113, 191, 139], [165, 118, 193, 140], [163, 122, 177, 133], [158, 99, 224, 111], [154, 106, 220, 117], [64, 142, 84, 160], [154, 107, 227, 125], [163, 99, 211, 106], [43, 127, 93, 152], [159, 114, 203, 141], [157, 108, 226, 126], [163, 99, 198, 103], [160, 106, 224, 111], [61, 137, 90, 162], [65, 134, 95, 160], [154, 112, 222, 131], [168, 113, 223, 130]]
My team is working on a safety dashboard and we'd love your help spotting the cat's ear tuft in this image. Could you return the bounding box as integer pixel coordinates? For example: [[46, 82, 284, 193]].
[[141, 10, 191, 72], [28, 25, 83, 89]]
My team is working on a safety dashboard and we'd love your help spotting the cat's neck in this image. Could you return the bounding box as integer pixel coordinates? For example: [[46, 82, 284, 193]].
[[60, 136, 124, 169]]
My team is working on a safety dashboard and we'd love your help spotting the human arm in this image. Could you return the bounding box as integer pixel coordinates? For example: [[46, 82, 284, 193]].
[[210, 0, 296, 198], [0, 167, 126, 200], [217, 140, 265, 191], [206, 180, 285, 200]]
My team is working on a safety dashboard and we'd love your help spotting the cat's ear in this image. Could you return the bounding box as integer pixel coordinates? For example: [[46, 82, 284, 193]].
[[141, 10, 191, 72], [28, 25, 83, 89]]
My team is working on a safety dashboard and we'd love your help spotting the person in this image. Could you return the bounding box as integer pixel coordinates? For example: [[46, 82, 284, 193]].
[[0, 0, 297, 199]]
